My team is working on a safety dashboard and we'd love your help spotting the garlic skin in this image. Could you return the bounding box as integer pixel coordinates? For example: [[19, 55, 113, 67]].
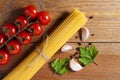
[[81, 27, 89, 41], [69, 58, 83, 71], [61, 44, 74, 52]]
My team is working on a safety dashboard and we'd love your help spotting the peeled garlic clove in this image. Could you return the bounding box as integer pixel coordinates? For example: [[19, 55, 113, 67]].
[[81, 27, 89, 41], [69, 58, 83, 71], [61, 44, 74, 52]]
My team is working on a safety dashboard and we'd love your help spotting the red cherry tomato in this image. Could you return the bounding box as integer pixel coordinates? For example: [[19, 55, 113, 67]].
[[6, 39, 21, 55], [37, 11, 50, 25], [0, 49, 9, 65], [0, 33, 8, 46], [24, 5, 38, 19], [17, 30, 32, 45], [15, 16, 28, 29], [28, 23, 42, 36], [2, 23, 17, 37]]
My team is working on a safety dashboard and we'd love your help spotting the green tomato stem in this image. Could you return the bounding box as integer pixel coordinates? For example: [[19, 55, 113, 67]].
[[0, 16, 40, 50], [27, 16, 31, 23]]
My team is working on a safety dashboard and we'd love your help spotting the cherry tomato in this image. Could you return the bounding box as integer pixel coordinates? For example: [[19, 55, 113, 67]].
[[0, 33, 8, 46], [15, 16, 28, 29], [6, 39, 21, 55], [0, 49, 9, 65], [37, 11, 50, 25], [2, 23, 17, 37], [17, 30, 32, 45], [28, 23, 42, 36], [24, 5, 38, 19]]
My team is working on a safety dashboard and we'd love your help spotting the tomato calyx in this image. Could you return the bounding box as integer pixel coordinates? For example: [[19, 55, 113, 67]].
[[18, 37, 26, 44], [7, 44, 15, 51], [0, 55, 3, 59], [4, 28, 9, 33], [9, 46, 14, 50], [16, 22, 21, 27], [21, 38, 25, 41]]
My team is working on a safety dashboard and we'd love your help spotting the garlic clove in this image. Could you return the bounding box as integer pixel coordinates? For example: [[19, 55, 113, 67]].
[[61, 44, 74, 52], [81, 27, 89, 41], [69, 58, 83, 71]]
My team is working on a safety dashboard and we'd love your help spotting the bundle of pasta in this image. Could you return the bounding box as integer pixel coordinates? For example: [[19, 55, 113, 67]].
[[3, 8, 87, 80]]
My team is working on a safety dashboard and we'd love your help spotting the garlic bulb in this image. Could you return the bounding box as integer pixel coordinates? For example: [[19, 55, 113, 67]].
[[81, 27, 89, 41], [69, 58, 83, 71], [61, 44, 74, 52]]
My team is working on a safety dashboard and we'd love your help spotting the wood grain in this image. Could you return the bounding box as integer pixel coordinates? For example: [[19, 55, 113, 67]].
[[32, 53, 120, 80], [0, 0, 120, 80]]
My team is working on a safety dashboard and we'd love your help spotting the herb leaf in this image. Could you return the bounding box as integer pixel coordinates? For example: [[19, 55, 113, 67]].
[[51, 58, 69, 75], [78, 45, 99, 66]]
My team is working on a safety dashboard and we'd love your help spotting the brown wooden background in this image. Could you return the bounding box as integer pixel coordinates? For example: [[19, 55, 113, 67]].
[[0, 0, 120, 80]]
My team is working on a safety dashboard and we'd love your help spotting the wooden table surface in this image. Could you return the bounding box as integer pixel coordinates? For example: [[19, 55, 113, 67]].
[[0, 0, 120, 80]]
